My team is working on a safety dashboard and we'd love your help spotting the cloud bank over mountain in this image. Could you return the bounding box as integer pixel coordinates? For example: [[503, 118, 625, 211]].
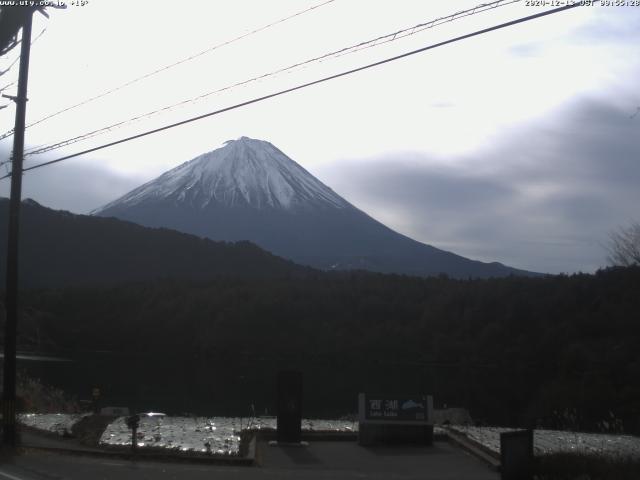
[[317, 99, 640, 274]]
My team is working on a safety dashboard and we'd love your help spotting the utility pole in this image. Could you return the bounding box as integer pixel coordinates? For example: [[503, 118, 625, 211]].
[[2, 7, 33, 448]]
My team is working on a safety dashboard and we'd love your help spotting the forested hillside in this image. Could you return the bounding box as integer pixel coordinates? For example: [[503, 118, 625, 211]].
[[12, 266, 640, 433], [0, 198, 309, 288]]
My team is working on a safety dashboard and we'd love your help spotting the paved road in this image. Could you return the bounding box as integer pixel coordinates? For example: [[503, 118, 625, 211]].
[[0, 441, 498, 480], [258, 440, 498, 479]]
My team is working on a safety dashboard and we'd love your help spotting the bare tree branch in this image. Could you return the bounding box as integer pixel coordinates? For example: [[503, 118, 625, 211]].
[[607, 222, 640, 267]]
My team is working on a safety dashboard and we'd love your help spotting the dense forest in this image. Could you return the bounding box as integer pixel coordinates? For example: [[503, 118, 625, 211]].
[[7, 266, 640, 434]]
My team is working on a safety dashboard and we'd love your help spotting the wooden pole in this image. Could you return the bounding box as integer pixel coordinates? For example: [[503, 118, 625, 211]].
[[2, 7, 33, 448]]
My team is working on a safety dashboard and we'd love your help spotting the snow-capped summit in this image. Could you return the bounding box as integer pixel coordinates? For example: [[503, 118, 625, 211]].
[[95, 138, 536, 278], [94, 137, 348, 214]]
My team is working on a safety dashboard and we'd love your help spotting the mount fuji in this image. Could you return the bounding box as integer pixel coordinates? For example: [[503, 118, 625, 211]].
[[94, 137, 535, 278]]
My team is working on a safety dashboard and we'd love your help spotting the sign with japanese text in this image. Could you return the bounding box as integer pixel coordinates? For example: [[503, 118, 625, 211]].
[[360, 394, 432, 423]]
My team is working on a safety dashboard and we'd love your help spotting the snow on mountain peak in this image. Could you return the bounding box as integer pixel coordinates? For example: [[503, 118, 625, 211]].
[[94, 137, 349, 213]]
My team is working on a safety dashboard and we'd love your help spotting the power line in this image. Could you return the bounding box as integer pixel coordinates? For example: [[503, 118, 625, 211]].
[[0, 26, 47, 77], [0, 0, 335, 141], [0, 25, 47, 124], [0, 54, 21, 77], [21, 0, 521, 157], [0, 80, 17, 92], [0, 3, 581, 181], [291, 0, 522, 61]]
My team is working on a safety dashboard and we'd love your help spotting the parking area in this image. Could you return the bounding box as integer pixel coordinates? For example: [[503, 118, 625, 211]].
[[258, 440, 499, 479]]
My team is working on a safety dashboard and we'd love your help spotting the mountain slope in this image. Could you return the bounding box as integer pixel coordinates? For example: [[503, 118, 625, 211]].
[[0, 198, 308, 288], [94, 137, 537, 278], [98, 137, 348, 212]]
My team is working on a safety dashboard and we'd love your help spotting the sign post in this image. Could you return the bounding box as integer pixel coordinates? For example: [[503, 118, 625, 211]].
[[91, 387, 101, 414], [126, 414, 140, 453]]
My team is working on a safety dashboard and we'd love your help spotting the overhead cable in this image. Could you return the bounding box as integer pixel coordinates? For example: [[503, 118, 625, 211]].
[[22, 0, 522, 156], [0, 0, 336, 141]]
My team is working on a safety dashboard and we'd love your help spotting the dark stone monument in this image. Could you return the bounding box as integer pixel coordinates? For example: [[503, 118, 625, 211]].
[[277, 370, 302, 444], [500, 429, 534, 480]]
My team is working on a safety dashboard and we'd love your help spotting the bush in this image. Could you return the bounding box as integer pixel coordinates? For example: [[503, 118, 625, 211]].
[[16, 372, 78, 413]]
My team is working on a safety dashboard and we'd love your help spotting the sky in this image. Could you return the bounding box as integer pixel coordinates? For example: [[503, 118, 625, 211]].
[[0, 0, 639, 274]]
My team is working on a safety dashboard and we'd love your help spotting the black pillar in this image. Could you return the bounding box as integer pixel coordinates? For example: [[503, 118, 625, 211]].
[[277, 370, 302, 443]]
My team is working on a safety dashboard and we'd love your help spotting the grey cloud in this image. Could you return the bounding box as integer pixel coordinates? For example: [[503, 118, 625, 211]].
[[572, 8, 640, 44], [316, 98, 640, 274], [0, 149, 144, 214], [337, 160, 516, 212], [509, 9, 640, 59], [508, 42, 543, 58]]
